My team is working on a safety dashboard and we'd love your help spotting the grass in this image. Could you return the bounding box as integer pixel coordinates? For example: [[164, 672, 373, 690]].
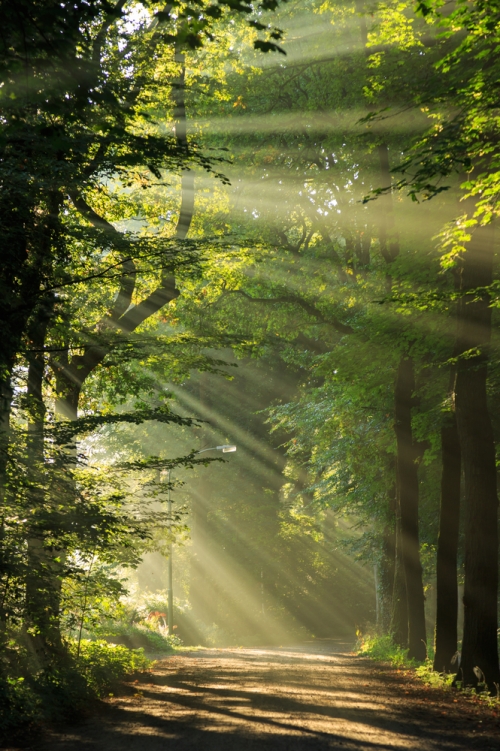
[[356, 633, 411, 668]]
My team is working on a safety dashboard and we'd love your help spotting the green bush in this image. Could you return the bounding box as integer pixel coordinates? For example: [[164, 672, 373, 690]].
[[356, 633, 412, 667], [0, 660, 89, 741], [0, 673, 41, 739], [71, 639, 151, 696]]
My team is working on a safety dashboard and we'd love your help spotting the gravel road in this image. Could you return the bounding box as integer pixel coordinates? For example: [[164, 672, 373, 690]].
[[36, 642, 500, 750]]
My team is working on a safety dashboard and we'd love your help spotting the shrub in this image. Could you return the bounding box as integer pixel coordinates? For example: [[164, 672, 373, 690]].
[[0, 673, 41, 740], [71, 639, 151, 696], [356, 632, 412, 667]]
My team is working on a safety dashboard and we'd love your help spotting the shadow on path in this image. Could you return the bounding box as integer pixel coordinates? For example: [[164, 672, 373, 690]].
[[39, 644, 500, 751]]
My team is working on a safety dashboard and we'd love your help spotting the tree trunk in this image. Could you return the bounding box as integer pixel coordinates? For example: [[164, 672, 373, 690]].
[[390, 511, 408, 648], [394, 357, 427, 661], [376, 143, 408, 646], [379, 481, 396, 633], [453, 219, 500, 690], [433, 412, 461, 672], [0, 376, 13, 642], [378, 148, 426, 658], [24, 312, 67, 660]]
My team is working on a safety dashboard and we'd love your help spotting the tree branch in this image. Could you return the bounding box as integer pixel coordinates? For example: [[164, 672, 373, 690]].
[[92, 0, 128, 64], [117, 51, 193, 332], [69, 192, 136, 321], [52, 52, 195, 395]]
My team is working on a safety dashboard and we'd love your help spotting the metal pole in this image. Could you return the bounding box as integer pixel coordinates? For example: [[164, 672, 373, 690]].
[[167, 469, 174, 635]]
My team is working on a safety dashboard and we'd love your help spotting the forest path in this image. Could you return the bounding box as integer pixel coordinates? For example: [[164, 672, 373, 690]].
[[40, 643, 500, 751]]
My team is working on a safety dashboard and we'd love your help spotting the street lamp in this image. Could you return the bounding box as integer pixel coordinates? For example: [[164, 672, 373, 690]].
[[165, 443, 237, 635]]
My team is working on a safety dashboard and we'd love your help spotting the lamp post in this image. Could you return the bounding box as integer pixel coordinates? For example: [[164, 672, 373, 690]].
[[166, 467, 174, 636], [165, 444, 237, 635]]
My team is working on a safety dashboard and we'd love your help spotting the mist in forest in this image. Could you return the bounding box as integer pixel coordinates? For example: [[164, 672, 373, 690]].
[[125, 356, 376, 646], [115, 5, 454, 648], [74, 3, 482, 652]]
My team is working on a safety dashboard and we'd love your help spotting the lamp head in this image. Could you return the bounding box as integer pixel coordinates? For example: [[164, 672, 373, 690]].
[[217, 444, 237, 453]]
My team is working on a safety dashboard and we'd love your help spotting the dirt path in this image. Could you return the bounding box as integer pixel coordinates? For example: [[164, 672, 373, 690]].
[[39, 642, 500, 750]]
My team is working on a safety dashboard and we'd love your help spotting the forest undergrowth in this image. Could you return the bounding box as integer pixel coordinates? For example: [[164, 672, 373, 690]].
[[0, 600, 180, 744], [357, 633, 500, 712], [0, 638, 150, 742]]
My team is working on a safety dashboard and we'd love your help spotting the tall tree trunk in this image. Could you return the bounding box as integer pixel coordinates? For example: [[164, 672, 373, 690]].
[[394, 357, 427, 661], [377, 143, 410, 647], [357, 16, 407, 646], [433, 410, 461, 672], [359, 14, 429, 655], [24, 311, 67, 660], [391, 511, 408, 648], [378, 147, 426, 657], [379, 481, 396, 633], [453, 219, 500, 690], [0, 375, 13, 642]]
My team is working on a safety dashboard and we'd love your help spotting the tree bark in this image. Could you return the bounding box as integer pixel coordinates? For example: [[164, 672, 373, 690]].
[[390, 510, 408, 648], [394, 357, 427, 661], [378, 146, 426, 659], [24, 311, 67, 660], [379, 481, 396, 633], [433, 412, 461, 672], [0, 191, 62, 631], [453, 219, 500, 690], [377, 143, 409, 647], [0, 375, 13, 640]]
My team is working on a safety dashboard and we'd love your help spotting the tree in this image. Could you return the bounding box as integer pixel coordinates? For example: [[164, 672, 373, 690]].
[[389, 0, 500, 689], [0, 0, 289, 670], [0, 0, 287, 429]]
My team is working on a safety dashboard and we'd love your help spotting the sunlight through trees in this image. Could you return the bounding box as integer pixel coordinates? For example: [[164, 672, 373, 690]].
[[1, 0, 500, 736]]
